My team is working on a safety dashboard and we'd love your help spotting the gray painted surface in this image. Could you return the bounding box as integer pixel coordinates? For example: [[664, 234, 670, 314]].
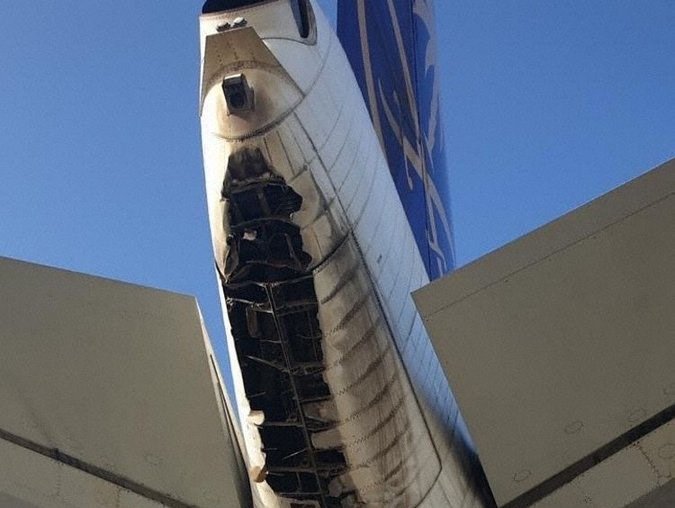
[[533, 420, 674, 507], [0, 493, 40, 508], [414, 159, 675, 506], [0, 257, 249, 507], [627, 479, 675, 508], [0, 436, 168, 508]]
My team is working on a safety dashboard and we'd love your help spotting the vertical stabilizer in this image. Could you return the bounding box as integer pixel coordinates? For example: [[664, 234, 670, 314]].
[[338, 0, 454, 279]]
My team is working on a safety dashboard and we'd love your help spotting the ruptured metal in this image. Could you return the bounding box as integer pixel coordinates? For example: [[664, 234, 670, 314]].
[[220, 148, 348, 507]]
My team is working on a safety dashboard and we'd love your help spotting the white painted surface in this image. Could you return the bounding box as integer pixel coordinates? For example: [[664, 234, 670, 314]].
[[414, 159, 675, 506], [0, 257, 249, 507]]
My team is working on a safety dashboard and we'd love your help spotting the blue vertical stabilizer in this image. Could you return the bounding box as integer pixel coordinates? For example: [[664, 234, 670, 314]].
[[337, 0, 454, 279]]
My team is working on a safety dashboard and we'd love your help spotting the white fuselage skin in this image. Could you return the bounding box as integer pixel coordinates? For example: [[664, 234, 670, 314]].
[[199, 1, 484, 506]]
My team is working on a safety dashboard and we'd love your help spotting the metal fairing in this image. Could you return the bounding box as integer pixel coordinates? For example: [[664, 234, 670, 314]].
[[337, 0, 455, 280], [199, 1, 483, 506]]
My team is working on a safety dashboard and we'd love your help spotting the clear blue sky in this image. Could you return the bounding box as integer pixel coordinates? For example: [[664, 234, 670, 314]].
[[1, 1, 673, 371]]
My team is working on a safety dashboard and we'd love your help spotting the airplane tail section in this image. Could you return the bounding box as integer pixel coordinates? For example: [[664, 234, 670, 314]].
[[337, 0, 455, 279]]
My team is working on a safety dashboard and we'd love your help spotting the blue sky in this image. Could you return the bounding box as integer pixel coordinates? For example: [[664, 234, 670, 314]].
[[0, 1, 673, 370]]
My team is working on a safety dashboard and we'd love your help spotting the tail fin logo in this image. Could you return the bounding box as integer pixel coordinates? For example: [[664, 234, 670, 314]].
[[347, 0, 454, 277]]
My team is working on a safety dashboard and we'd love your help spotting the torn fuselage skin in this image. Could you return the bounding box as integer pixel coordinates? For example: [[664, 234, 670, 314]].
[[221, 148, 349, 507]]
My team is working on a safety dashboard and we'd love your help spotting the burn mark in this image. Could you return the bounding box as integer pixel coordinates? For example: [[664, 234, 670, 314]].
[[220, 148, 347, 507]]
